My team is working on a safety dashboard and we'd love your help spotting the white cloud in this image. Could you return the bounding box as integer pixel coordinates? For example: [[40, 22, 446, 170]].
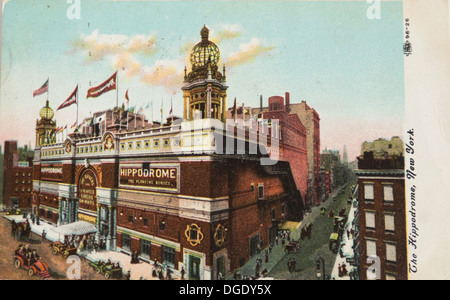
[[225, 38, 275, 67]]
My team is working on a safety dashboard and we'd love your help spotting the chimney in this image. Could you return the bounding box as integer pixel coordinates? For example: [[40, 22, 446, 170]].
[[285, 92, 290, 112]]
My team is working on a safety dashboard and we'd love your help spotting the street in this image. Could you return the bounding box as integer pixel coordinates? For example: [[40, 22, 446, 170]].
[[269, 181, 355, 280], [230, 180, 356, 280], [0, 212, 105, 280]]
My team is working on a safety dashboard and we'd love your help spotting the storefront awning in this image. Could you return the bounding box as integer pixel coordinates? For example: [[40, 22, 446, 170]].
[[278, 221, 301, 231], [52, 221, 97, 236]]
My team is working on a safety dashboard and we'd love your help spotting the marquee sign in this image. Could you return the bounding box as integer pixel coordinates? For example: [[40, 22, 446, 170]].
[[78, 169, 97, 211], [119, 163, 179, 192]]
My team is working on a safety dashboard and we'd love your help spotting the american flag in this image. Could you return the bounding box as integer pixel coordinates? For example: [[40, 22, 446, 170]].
[[33, 79, 49, 97]]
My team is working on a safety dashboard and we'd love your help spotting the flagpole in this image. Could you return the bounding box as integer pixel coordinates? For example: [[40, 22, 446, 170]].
[[47, 77, 49, 102], [116, 71, 119, 109], [76, 83, 79, 128]]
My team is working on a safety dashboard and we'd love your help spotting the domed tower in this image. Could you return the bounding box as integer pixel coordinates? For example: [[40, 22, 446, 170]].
[[36, 100, 57, 146], [182, 25, 228, 122]]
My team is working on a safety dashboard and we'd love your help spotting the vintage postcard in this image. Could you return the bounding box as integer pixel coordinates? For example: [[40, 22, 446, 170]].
[[0, 0, 448, 285]]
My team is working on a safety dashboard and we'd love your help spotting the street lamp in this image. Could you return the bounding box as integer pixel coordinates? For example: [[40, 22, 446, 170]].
[[316, 256, 326, 280]]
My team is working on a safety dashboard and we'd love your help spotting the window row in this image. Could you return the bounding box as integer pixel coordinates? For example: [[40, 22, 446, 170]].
[[365, 211, 395, 232], [363, 183, 394, 202], [121, 234, 175, 266], [366, 239, 397, 263], [120, 137, 179, 152]]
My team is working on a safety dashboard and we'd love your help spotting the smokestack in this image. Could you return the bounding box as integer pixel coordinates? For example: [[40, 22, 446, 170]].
[[285, 92, 290, 112]]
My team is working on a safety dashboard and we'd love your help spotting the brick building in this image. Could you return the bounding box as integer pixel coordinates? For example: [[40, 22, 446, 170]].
[[2, 141, 34, 209], [354, 150, 407, 280], [252, 95, 320, 209], [31, 26, 303, 280]]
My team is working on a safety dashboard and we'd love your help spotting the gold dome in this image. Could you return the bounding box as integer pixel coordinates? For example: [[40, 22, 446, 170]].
[[190, 25, 220, 69], [39, 100, 54, 120]]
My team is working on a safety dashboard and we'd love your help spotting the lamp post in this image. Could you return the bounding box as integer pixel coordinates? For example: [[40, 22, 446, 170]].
[[316, 256, 326, 280]]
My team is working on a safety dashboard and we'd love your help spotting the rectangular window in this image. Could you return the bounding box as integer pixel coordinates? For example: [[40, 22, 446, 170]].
[[128, 215, 134, 224], [386, 273, 397, 280], [258, 184, 264, 200], [143, 218, 149, 227], [122, 234, 131, 251], [383, 185, 394, 202], [271, 208, 276, 221], [366, 240, 377, 257], [386, 243, 397, 263], [365, 211, 376, 229], [140, 239, 151, 258], [384, 214, 395, 232], [364, 183, 374, 201], [162, 246, 175, 266], [281, 204, 287, 216]]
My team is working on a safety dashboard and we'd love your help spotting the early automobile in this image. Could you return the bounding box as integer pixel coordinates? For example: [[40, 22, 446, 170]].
[[329, 233, 340, 254], [49, 241, 78, 259], [14, 250, 50, 279], [89, 260, 123, 279]]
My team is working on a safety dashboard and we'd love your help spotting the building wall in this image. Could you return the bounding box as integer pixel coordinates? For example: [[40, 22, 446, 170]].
[[357, 176, 407, 280], [2, 141, 33, 209], [289, 101, 321, 207]]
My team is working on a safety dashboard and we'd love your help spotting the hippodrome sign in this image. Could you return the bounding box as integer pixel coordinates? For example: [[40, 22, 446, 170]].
[[41, 165, 63, 181], [119, 165, 178, 191]]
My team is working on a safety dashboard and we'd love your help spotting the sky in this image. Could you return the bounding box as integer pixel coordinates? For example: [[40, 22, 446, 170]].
[[0, 0, 405, 161]]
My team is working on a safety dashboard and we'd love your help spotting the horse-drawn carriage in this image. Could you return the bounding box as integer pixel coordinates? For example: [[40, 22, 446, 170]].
[[11, 219, 32, 241], [89, 260, 123, 279], [49, 241, 78, 259], [14, 249, 51, 279], [285, 241, 300, 254]]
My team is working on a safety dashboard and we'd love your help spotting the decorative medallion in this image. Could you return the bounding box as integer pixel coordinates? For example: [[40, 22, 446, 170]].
[[64, 139, 72, 153], [103, 132, 115, 151], [214, 224, 227, 247], [185, 224, 204, 247]]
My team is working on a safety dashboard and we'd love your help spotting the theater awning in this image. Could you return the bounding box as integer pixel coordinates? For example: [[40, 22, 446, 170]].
[[52, 221, 97, 236]]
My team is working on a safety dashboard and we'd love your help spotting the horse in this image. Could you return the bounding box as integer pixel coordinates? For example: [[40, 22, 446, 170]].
[[14, 221, 32, 242]]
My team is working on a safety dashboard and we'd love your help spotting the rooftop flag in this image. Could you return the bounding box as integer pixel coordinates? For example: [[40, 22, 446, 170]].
[[125, 89, 130, 103], [33, 79, 49, 97], [57, 85, 78, 111], [87, 71, 117, 99]]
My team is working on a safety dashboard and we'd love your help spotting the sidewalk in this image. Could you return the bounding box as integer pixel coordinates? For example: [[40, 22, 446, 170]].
[[3, 214, 180, 280], [330, 201, 357, 280]]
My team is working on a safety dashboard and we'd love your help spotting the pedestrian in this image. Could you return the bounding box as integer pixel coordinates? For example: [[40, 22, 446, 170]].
[[158, 267, 164, 280], [42, 229, 46, 242], [265, 250, 269, 263], [255, 260, 260, 278], [125, 270, 131, 280], [347, 229, 350, 239], [181, 267, 185, 280], [166, 267, 172, 280], [350, 228, 354, 239], [275, 236, 279, 246]]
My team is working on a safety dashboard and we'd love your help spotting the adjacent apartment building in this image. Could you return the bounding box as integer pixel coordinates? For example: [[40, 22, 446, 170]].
[[354, 138, 407, 280]]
